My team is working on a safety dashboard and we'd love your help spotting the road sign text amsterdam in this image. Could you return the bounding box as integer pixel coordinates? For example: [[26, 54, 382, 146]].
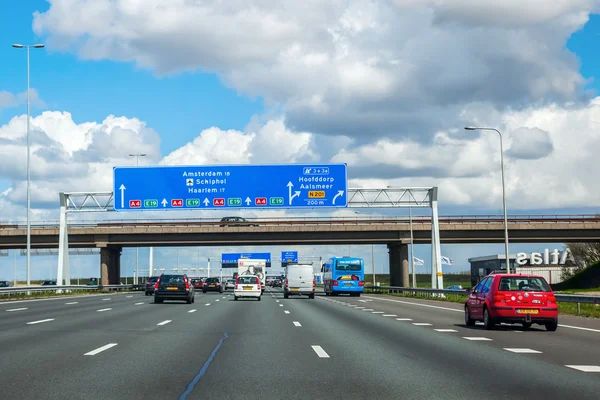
[[113, 164, 348, 211]]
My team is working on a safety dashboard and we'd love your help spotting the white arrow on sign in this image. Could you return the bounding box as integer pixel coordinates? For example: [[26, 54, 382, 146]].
[[245, 197, 251, 205], [203, 198, 209, 206], [287, 182, 300, 205], [332, 190, 344, 205], [119, 184, 126, 208], [161, 198, 167, 207]]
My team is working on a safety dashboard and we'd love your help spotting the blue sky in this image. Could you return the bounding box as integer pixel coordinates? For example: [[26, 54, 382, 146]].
[[0, 2, 598, 282]]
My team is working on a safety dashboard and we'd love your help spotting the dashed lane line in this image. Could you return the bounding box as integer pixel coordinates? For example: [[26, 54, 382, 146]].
[[26, 318, 54, 325], [84, 343, 118, 356], [311, 345, 330, 358], [157, 320, 172, 326], [97, 308, 112, 312]]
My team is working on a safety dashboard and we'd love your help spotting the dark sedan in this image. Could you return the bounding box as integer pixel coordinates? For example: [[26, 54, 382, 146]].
[[154, 274, 195, 304], [202, 277, 223, 293], [145, 276, 159, 295]]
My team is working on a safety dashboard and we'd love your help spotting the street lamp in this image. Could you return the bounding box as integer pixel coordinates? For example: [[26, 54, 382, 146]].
[[465, 126, 511, 273], [129, 153, 146, 285], [13, 43, 45, 287]]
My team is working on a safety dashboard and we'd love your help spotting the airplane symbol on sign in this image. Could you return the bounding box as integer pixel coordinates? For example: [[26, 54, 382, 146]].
[[186, 179, 194, 186]]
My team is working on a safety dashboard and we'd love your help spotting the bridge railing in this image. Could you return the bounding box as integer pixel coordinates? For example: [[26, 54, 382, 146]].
[[364, 286, 599, 315], [0, 214, 598, 229]]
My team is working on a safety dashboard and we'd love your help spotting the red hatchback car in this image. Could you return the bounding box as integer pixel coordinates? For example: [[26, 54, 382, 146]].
[[465, 273, 558, 331]]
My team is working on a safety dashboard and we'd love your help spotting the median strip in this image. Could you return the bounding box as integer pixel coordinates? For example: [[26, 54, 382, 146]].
[[85, 343, 118, 356]]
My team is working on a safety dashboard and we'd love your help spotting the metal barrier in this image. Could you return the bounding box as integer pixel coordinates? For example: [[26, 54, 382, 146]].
[[0, 284, 143, 297], [364, 286, 599, 315]]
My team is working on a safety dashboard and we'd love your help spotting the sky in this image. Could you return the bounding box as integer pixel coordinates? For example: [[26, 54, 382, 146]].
[[1, 0, 600, 282]]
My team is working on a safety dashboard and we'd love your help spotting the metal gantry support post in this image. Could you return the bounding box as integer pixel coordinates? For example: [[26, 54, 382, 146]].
[[430, 187, 443, 289], [57, 193, 71, 286], [149, 247, 154, 277]]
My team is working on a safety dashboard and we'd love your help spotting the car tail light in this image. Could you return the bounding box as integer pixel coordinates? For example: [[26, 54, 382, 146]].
[[185, 277, 190, 290], [332, 280, 338, 286], [313, 279, 316, 287], [154, 278, 160, 289], [285, 279, 288, 287], [256, 277, 260, 287], [547, 295, 556, 304], [493, 295, 505, 304], [358, 280, 365, 286]]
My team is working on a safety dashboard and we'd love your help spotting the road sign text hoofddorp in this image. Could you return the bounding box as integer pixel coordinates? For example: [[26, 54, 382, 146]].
[[113, 164, 347, 211]]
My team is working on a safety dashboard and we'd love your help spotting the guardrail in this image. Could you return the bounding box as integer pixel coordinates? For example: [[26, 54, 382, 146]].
[[364, 286, 599, 315], [0, 214, 598, 230], [0, 284, 143, 297]]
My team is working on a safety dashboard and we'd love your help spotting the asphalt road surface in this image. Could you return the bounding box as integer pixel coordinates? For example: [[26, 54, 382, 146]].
[[0, 289, 598, 400]]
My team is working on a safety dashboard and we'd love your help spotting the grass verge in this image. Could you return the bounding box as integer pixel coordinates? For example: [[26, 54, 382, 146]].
[[364, 289, 600, 318]]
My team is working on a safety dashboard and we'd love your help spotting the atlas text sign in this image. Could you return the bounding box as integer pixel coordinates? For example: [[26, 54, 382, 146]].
[[515, 248, 575, 266], [113, 164, 347, 211]]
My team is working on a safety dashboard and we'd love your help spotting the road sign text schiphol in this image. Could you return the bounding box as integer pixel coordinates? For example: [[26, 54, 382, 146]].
[[113, 164, 348, 211]]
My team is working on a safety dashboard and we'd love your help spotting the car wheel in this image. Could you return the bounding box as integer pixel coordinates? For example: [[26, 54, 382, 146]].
[[258, 296, 261, 301], [202, 290, 206, 294], [522, 322, 532, 329], [155, 298, 163, 304], [234, 296, 238, 301], [464, 306, 475, 326], [545, 320, 558, 331], [284, 291, 289, 299], [483, 307, 495, 330], [309, 294, 315, 299]]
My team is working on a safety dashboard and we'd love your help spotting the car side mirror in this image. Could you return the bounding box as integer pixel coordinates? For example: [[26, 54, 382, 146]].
[[471, 289, 477, 294]]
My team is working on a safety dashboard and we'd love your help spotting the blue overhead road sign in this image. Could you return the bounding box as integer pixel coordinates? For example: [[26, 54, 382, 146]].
[[281, 251, 298, 263], [221, 252, 271, 268], [113, 164, 347, 211]]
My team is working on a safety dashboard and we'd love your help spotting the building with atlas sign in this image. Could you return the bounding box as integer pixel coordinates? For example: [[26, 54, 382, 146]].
[[468, 249, 576, 287]]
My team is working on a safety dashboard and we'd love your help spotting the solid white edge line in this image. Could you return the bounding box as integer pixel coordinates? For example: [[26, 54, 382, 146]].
[[84, 343, 118, 356], [293, 321, 302, 327], [0, 292, 116, 306], [6, 308, 28, 312], [26, 318, 54, 325], [558, 324, 600, 333], [157, 320, 172, 326], [564, 365, 600, 372], [503, 348, 542, 353], [311, 345, 330, 358]]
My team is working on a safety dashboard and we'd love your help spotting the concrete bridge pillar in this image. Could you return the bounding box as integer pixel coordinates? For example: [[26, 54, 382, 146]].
[[388, 243, 410, 287], [100, 246, 122, 285]]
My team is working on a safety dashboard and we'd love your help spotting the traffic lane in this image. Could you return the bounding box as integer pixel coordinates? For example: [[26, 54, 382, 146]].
[[363, 293, 600, 330], [0, 292, 223, 400], [324, 295, 600, 371], [0, 292, 148, 329], [185, 290, 334, 399], [287, 295, 600, 399], [0, 291, 137, 310]]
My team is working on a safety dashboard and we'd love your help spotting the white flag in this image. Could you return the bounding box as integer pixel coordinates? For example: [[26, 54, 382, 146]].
[[413, 257, 425, 266], [441, 256, 454, 265]]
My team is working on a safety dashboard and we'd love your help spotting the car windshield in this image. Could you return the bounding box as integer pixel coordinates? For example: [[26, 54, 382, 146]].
[[160, 275, 185, 284], [497, 277, 552, 292], [238, 276, 256, 284]]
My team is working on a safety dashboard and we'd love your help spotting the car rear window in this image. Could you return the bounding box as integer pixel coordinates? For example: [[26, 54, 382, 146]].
[[497, 277, 551, 292], [205, 278, 219, 283], [160, 275, 185, 284], [238, 276, 257, 284]]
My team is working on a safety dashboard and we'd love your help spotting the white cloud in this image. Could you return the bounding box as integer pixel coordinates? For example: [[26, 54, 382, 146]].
[[0, 89, 45, 109], [33, 0, 593, 141]]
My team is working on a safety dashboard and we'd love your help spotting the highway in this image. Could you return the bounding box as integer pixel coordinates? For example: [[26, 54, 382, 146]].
[[0, 290, 598, 399]]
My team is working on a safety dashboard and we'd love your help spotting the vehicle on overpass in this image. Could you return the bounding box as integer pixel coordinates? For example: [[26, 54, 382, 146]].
[[238, 259, 266, 293], [465, 273, 558, 331], [154, 274, 195, 304], [219, 216, 259, 227], [283, 264, 315, 299], [234, 275, 262, 301], [323, 257, 365, 297]]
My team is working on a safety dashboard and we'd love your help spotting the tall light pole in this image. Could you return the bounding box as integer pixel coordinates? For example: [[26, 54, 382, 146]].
[[129, 153, 146, 284], [13, 43, 44, 287], [410, 206, 416, 287], [465, 126, 511, 273]]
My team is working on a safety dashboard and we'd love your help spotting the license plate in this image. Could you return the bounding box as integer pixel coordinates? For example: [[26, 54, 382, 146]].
[[345, 283, 353, 287], [209, 285, 215, 287], [516, 309, 539, 314], [167, 287, 178, 291], [291, 287, 299, 291], [243, 286, 252, 290]]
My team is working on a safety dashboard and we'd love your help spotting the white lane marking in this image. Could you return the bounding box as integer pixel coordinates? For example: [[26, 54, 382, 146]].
[[279, 304, 284, 307], [362, 295, 462, 313], [188, 309, 197, 313], [126, 296, 133, 298], [382, 314, 397, 317], [216, 299, 220, 302], [311, 345, 330, 358], [84, 343, 118, 356], [157, 320, 172, 326], [364, 295, 600, 335], [355, 307, 365, 309], [293, 321, 302, 327], [504, 348, 542, 354], [26, 318, 54, 325], [463, 337, 493, 341], [0, 293, 113, 306], [97, 308, 112, 312], [565, 365, 600, 372], [396, 318, 413, 321], [276, 300, 280, 303], [372, 311, 384, 314], [513, 330, 523, 333], [361, 309, 374, 311], [102, 298, 111, 301], [435, 329, 458, 332], [205, 303, 211, 306], [135, 302, 144, 305], [284, 311, 290, 314], [6, 308, 28, 312], [358, 300, 368, 303], [558, 324, 600, 334], [65, 302, 78, 305], [412, 323, 432, 326]]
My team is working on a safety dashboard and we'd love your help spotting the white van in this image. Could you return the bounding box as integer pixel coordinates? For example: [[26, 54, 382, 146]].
[[284, 264, 315, 299]]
